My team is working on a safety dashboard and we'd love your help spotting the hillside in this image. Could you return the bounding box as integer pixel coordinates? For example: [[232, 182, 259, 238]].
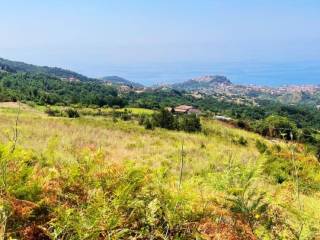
[[0, 71, 125, 107], [0, 103, 319, 239], [172, 75, 232, 91], [2, 67, 320, 144], [102, 76, 144, 88], [0, 57, 92, 82], [171, 75, 320, 106]]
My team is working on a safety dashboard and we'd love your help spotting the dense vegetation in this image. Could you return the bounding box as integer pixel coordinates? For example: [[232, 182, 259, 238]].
[[0, 72, 126, 107], [0, 58, 91, 82], [145, 109, 202, 132], [126, 90, 320, 145]]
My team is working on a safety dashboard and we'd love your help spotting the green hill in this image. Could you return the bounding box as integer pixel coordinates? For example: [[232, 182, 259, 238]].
[[0, 71, 125, 107], [0, 57, 92, 82], [102, 76, 144, 88]]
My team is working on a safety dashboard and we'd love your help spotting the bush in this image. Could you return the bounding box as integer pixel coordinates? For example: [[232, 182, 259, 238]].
[[144, 118, 154, 130], [238, 136, 248, 146], [254, 115, 298, 140], [45, 108, 63, 117], [179, 114, 202, 132], [232, 136, 248, 146], [263, 154, 320, 192], [64, 108, 80, 118], [138, 114, 147, 125], [236, 119, 250, 130], [299, 128, 318, 144], [255, 140, 268, 154], [120, 109, 132, 121], [152, 109, 202, 133], [152, 109, 175, 130]]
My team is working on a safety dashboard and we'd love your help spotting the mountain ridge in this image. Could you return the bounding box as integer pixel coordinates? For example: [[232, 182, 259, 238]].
[[0, 57, 94, 82]]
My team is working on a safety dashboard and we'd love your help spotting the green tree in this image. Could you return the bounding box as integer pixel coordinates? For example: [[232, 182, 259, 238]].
[[255, 115, 298, 140], [152, 109, 175, 130], [179, 114, 202, 132]]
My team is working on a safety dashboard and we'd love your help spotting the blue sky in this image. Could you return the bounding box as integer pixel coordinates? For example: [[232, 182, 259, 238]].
[[1, 0, 320, 85]]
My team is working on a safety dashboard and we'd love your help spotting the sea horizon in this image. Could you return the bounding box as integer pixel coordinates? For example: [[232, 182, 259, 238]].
[[75, 60, 320, 87]]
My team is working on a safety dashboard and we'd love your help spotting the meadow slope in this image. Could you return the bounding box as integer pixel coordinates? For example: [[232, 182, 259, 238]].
[[0, 103, 319, 239]]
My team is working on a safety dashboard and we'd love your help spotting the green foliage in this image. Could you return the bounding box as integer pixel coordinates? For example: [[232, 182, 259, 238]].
[[0, 144, 42, 201], [144, 118, 154, 130], [227, 175, 269, 231], [126, 91, 320, 146], [254, 115, 298, 140], [45, 107, 63, 117], [255, 140, 268, 154], [0, 72, 126, 107], [0, 57, 91, 81], [46, 161, 204, 239], [263, 153, 320, 192], [179, 114, 202, 132], [120, 108, 132, 121], [234, 136, 248, 146], [64, 108, 80, 118], [152, 108, 176, 130], [151, 109, 202, 133]]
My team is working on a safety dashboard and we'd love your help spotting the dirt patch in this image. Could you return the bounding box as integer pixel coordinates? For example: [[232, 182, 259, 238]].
[[20, 224, 50, 240]]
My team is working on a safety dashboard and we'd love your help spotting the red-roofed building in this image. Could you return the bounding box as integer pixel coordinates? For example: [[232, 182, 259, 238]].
[[168, 105, 201, 115]]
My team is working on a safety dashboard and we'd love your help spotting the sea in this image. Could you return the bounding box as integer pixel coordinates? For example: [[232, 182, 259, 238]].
[[92, 61, 320, 87]]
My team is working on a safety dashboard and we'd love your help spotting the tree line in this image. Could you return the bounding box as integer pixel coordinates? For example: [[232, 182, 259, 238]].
[[0, 72, 126, 107]]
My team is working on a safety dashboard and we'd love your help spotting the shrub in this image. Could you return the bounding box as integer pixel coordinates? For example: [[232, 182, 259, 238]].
[[255, 140, 268, 154], [152, 109, 202, 132], [144, 118, 154, 130], [138, 114, 147, 125], [254, 115, 298, 140], [263, 153, 320, 192], [237, 119, 250, 130], [120, 109, 132, 121], [238, 136, 248, 146], [64, 108, 80, 118], [179, 114, 202, 132], [152, 109, 175, 130], [45, 108, 62, 117], [232, 136, 248, 146], [299, 128, 318, 144]]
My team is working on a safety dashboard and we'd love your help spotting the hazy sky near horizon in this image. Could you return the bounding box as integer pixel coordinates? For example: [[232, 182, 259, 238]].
[[1, 0, 320, 85]]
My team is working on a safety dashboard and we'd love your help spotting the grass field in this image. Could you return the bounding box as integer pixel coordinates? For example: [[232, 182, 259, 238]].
[[0, 103, 319, 239]]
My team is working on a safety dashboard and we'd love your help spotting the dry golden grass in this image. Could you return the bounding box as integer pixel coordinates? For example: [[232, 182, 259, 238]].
[[0, 106, 262, 176]]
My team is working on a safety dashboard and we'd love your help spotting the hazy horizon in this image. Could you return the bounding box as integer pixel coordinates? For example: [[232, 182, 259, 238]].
[[1, 0, 320, 86]]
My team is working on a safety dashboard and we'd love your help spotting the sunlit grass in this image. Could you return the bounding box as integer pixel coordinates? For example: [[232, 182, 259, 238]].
[[0, 104, 319, 239]]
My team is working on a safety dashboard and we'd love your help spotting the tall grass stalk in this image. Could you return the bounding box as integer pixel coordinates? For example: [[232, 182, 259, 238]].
[[289, 132, 304, 239]]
